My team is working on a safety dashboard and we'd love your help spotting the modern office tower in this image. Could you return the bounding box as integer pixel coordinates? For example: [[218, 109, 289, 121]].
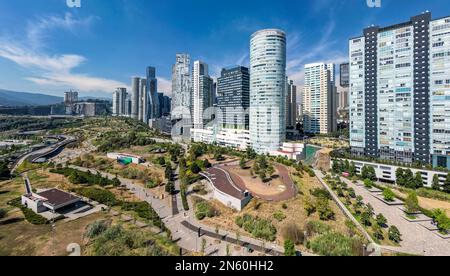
[[139, 79, 144, 121], [340, 63, 350, 88], [339, 63, 350, 112], [349, 12, 450, 168], [250, 29, 287, 154], [172, 54, 192, 115], [146, 67, 160, 120], [131, 77, 140, 120], [64, 90, 78, 104], [125, 95, 132, 116], [217, 66, 250, 130], [112, 90, 120, 116], [158, 93, 172, 116], [286, 79, 297, 129], [303, 63, 337, 134], [140, 78, 148, 123], [192, 61, 214, 129]]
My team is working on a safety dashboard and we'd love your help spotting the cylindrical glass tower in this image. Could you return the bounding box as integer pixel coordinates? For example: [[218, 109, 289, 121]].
[[250, 29, 287, 153]]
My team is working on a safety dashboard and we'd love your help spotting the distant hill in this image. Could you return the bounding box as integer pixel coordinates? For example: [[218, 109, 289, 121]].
[[0, 89, 63, 107]]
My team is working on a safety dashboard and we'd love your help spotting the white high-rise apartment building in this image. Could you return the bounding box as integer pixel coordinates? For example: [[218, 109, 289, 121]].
[[113, 88, 127, 116], [192, 61, 214, 129], [303, 63, 337, 134], [349, 12, 450, 169], [250, 29, 287, 154]]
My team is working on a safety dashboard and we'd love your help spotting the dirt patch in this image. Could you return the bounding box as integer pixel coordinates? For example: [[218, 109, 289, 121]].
[[314, 148, 333, 171]]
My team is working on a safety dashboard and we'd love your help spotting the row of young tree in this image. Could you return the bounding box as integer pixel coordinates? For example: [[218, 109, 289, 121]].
[[333, 159, 450, 193]]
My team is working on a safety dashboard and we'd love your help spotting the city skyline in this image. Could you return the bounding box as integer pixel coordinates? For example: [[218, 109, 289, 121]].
[[1, 0, 449, 98]]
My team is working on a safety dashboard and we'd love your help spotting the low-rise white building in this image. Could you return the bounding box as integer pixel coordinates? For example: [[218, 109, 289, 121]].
[[333, 158, 449, 188], [192, 127, 250, 151], [22, 189, 81, 214], [107, 153, 144, 164], [270, 142, 306, 161]]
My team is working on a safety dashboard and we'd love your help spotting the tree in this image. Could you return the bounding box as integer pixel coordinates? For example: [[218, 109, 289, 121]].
[[364, 179, 373, 189], [361, 166, 376, 181], [317, 198, 335, 221], [383, 188, 395, 202], [414, 172, 424, 189], [432, 174, 441, 191], [239, 157, 247, 170], [0, 161, 10, 180], [190, 163, 201, 174], [372, 224, 384, 240], [388, 226, 402, 243], [332, 160, 341, 173], [444, 173, 450, 193], [366, 204, 374, 217], [396, 168, 405, 187], [405, 191, 420, 214], [203, 159, 212, 169], [165, 181, 175, 195], [349, 162, 357, 177], [165, 166, 173, 181], [404, 169, 414, 189], [0, 208, 6, 219], [284, 239, 296, 256], [304, 195, 316, 216], [376, 213, 387, 227], [360, 211, 372, 226], [245, 146, 257, 159]]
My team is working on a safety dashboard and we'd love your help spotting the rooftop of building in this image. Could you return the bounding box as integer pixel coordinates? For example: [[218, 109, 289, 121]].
[[37, 189, 80, 207]]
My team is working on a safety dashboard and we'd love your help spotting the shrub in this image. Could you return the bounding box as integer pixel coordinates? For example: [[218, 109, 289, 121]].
[[305, 221, 331, 238], [364, 179, 373, 189], [383, 188, 395, 202], [235, 214, 277, 241], [310, 188, 332, 200], [121, 201, 166, 230], [376, 213, 387, 227], [388, 226, 402, 243], [8, 198, 48, 225], [405, 191, 420, 214], [360, 211, 372, 226], [284, 239, 296, 256], [433, 209, 450, 234], [74, 187, 117, 206], [195, 201, 215, 220], [85, 220, 111, 238], [273, 211, 286, 222], [309, 232, 363, 256], [316, 198, 335, 221], [0, 208, 7, 219], [372, 224, 384, 241]]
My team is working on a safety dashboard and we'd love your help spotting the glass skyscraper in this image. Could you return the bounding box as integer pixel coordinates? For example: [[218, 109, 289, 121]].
[[249, 29, 287, 154], [217, 66, 250, 130]]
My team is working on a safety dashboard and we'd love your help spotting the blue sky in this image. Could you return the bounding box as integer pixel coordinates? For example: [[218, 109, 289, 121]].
[[0, 0, 449, 97]]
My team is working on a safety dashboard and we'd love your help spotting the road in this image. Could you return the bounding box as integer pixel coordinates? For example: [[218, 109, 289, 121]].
[[11, 135, 76, 174]]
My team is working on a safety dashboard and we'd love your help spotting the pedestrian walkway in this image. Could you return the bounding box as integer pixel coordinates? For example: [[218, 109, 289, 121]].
[[324, 172, 450, 256]]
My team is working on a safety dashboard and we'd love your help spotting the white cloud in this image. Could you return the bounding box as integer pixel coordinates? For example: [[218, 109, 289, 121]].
[[0, 13, 127, 94], [157, 77, 172, 96]]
